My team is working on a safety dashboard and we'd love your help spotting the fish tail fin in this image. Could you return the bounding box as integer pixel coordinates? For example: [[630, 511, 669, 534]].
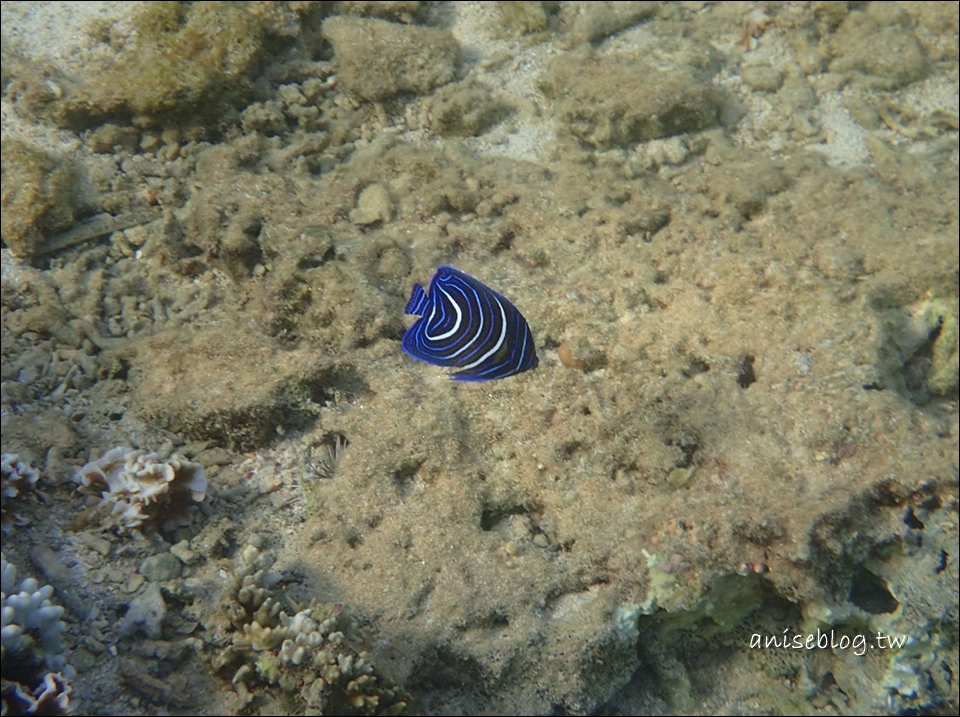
[[405, 284, 429, 315]]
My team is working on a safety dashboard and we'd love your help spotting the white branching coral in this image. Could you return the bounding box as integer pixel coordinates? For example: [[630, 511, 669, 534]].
[[1, 556, 68, 672], [74, 447, 207, 531], [1, 555, 72, 715]]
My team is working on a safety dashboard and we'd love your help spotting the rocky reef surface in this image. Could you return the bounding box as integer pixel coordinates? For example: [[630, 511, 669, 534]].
[[1, 2, 957, 715]]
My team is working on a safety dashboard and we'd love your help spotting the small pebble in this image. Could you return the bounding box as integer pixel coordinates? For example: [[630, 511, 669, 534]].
[[741, 65, 784, 92], [170, 540, 197, 565], [139, 552, 182, 582], [124, 572, 146, 593]]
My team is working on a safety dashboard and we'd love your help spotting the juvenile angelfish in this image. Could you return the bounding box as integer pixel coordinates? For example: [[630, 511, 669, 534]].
[[402, 266, 538, 381]]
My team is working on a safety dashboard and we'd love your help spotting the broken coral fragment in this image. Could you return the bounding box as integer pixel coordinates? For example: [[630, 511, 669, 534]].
[[0, 670, 72, 716], [74, 447, 207, 531], [1, 454, 40, 533]]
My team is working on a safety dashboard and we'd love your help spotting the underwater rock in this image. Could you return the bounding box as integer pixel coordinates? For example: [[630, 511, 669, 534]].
[[0, 140, 87, 260], [828, 9, 929, 90], [428, 80, 512, 137], [322, 15, 460, 101], [540, 51, 719, 148], [350, 183, 393, 225], [118, 582, 166, 640], [57, 2, 308, 129], [128, 327, 341, 452], [559, 1, 659, 45]]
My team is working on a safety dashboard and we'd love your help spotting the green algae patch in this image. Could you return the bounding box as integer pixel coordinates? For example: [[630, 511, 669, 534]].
[[60, 2, 308, 130], [639, 551, 769, 634]]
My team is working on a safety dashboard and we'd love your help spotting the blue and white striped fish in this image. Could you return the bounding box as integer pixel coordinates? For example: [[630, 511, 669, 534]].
[[402, 266, 538, 381]]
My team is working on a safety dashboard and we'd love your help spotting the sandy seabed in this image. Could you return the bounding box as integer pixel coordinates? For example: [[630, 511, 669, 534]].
[[2, 2, 957, 715]]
